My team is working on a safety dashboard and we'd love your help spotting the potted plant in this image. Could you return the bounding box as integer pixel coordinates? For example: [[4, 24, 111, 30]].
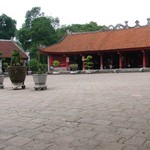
[[2, 62, 8, 73], [0, 52, 4, 89], [53, 60, 60, 74], [84, 55, 93, 74], [7, 50, 27, 89], [0, 73, 4, 89], [32, 53, 48, 90], [69, 63, 79, 74]]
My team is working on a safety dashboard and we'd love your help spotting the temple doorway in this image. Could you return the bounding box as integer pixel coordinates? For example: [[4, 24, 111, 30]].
[[69, 55, 82, 70]]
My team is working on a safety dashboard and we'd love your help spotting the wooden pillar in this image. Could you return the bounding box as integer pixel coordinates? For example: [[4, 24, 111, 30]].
[[82, 55, 85, 70], [49, 55, 53, 66], [146, 52, 149, 67], [47, 55, 50, 72], [0, 59, 2, 73], [100, 53, 103, 70], [118, 51, 122, 68], [66, 57, 69, 70], [142, 50, 146, 68]]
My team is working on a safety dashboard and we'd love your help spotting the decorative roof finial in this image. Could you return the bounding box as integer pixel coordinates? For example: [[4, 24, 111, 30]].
[[66, 30, 72, 34], [147, 18, 150, 26], [124, 21, 129, 29], [135, 20, 140, 27], [10, 37, 14, 41]]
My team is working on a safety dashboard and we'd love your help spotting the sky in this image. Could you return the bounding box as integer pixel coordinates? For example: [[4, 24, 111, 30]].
[[1, 0, 150, 29]]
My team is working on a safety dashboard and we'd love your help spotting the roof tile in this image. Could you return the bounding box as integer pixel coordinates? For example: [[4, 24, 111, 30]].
[[0, 40, 28, 58], [43, 26, 150, 53]]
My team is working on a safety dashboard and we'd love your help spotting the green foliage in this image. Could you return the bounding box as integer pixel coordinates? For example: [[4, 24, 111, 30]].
[[16, 7, 58, 59], [24, 7, 44, 28], [0, 14, 16, 39], [30, 17, 56, 46], [53, 60, 60, 67], [10, 50, 22, 66], [3, 62, 8, 68], [37, 63, 47, 74], [28, 58, 38, 72], [69, 64, 78, 71], [29, 57, 47, 74], [2, 62, 8, 72], [16, 27, 31, 50], [84, 55, 93, 70]]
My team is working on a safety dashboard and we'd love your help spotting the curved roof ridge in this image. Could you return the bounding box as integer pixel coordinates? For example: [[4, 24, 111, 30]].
[[68, 25, 149, 35], [0, 39, 12, 41]]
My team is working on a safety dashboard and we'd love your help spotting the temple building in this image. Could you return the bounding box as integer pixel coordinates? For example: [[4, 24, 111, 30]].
[[41, 19, 150, 71], [0, 39, 28, 60], [0, 39, 28, 72]]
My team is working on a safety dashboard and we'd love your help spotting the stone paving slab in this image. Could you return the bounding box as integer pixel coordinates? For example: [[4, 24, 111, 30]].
[[0, 73, 150, 150]]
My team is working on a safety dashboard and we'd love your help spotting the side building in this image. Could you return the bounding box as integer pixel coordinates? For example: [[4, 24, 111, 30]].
[[0, 39, 28, 72], [41, 19, 150, 72]]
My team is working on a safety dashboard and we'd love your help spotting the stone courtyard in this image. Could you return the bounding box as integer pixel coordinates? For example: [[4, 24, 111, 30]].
[[1, 72, 150, 150]]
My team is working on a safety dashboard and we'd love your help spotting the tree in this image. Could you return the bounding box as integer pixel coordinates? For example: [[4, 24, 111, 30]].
[[16, 7, 59, 59], [0, 14, 16, 39], [24, 7, 44, 28], [16, 27, 31, 50], [30, 17, 56, 46]]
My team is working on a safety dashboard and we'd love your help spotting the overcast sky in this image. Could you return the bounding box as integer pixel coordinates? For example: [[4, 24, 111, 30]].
[[1, 0, 150, 29]]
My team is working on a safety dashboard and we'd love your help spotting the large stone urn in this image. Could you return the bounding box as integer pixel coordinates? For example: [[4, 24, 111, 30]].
[[7, 66, 27, 89]]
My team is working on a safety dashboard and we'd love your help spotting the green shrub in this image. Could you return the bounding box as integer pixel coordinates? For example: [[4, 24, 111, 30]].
[[11, 50, 21, 66], [2, 62, 8, 72], [28, 59, 38, 73], [69, 64, 78, 71], [3, 62, 8, 68], [37, 63, 47, 74], [53, 60, 60, 67], [29, 58, 47, 74], [84, 55, 93, 70]]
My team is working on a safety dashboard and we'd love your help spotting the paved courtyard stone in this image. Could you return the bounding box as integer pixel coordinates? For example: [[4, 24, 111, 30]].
[[0, 73, 150, 149]]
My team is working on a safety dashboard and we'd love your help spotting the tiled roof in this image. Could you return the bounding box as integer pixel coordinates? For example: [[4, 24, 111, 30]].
[[43, 26, 150, 53], [0, 40, 28, 58]]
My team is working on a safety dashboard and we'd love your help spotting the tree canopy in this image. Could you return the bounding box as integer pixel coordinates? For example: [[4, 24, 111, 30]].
[[16, 7, 58, 60], [24, 7, 44, 28], [0, 14, 16, 39]]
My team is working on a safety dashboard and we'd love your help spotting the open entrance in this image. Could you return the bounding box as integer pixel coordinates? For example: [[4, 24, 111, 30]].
[[69, 55, 82, 70], [147, 50, 150, 67], [122, 51, 142, 68], [103, 52, 119, 69]]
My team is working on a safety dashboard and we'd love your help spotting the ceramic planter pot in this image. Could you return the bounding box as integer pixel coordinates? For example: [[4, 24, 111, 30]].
[[0, 75, 4, 89], [32, 74, 47, 90]]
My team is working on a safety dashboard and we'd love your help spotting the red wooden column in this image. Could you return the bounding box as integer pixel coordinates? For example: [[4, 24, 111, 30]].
[[49, 55, 53, 71], [142, 50, 146, 68], [66, 57, 69, 70], [82, 55, 85, 70], [118, 51, 122, 68], [49, 55, 53, 66], [47, 55, 50, 72], [100, 53, 103, 70]]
